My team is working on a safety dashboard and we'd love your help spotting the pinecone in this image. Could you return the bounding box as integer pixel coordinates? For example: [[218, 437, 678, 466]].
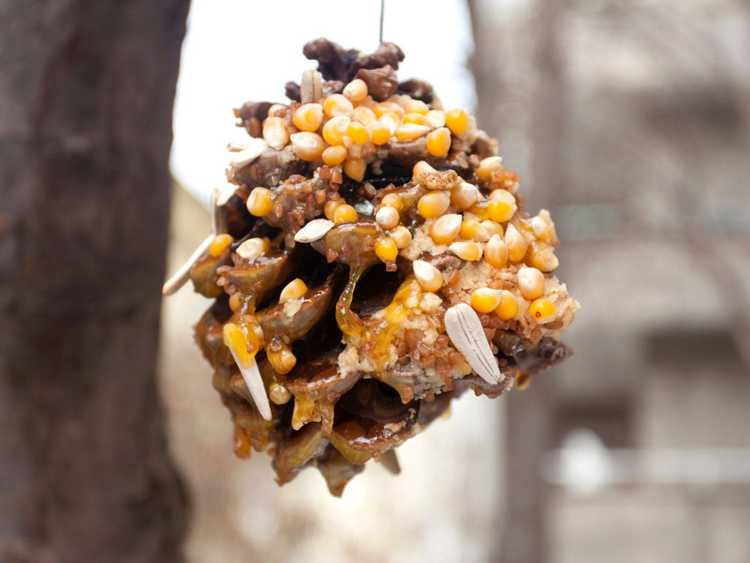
[[166, 38, 579, 496]]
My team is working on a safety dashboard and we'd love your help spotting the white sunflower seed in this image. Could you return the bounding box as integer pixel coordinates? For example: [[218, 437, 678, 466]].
[[300, 69, 323, 104], [228, 353, 272, 421], [236, 238, 268, 261], [294, 218, 335, 243], [215, 184, 235, 206], [444, 303, 503, 385], [227, 138, 268, 170], [161, 234, 214, 296]]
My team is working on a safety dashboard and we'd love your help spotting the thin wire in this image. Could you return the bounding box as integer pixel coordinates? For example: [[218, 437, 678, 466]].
[[379, 0, 385, 44]]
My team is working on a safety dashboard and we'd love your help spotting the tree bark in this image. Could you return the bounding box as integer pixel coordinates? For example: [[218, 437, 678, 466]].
[[468, 2, 565, 563], [0, 2, 191, 562]]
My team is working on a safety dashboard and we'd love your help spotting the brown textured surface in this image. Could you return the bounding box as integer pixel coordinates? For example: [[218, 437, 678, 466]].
[[0, 1, 190, 562]]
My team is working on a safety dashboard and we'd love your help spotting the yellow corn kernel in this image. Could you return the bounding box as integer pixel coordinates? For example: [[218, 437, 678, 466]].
[[413, 259, 443, 292], [322, 115, 350, 146], [471, 287, 503, 314], [505, 223, 529, 263], [412, 160, 436, 184], [480, 220, 503, 239], [430, 213, 462, 245], [374, 101, 405, 117], [358, 95, 377, 109], [352, 106, 377, 127], [426, 109, 446, 128], [531, 215, 548, 239], [467, 201, 489, 221], [346, 122, 369, 144], [267, 346, 297, 375], [267, 103, 287, 117], [209, 233, 233, 257], [451, 181, 480, 210], [369, 122, 392, 145], [495, 290, 518, 320], [375, 206, 400, 230], [417, 191, 450, 219], [405, 98, 430, 114], [460, 218, 482, 240], [381, 193, 403, 210], [375, 237, 399, 263], [324, 199, 341, 221], [445, 108, 469, 136], [228, 292, 244, 312], [343, 78, 368, 103], [322, 145, 348, 166], [529, 244, 559, 273], [323, 93, 353, 117], [449, 241, 483, 261], [246, 187, 274, 217], [395, 123, 431, 142], [292, 103, 323, 132], [379, 112, 401, 133], [347, 143, 363, 159], [269, 382, 292, 405], [473, 225, 491, 242], [390, 225, 412, 249], [528, 297, 556, 322], [403, 112, 431, 126], [484, 234, 509, 268], [388, 95, 408, 110], [222, 322, 257, 367], [279, 278, 308, 303], [487, 190, 517, 223], [476, 156, 503, 181], [290, 132, 325, 161], [531, 209, 557, 244], [489, 188, 516, 202], [262, 116, 290, 149], [426, 127, 452, 158], [517, 267, 545, 300], [343, 158, 366, 181], [333, 203, 358, 224]]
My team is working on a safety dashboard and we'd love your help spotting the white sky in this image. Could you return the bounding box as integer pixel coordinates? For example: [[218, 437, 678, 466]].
[[171, 0, 476, 204]]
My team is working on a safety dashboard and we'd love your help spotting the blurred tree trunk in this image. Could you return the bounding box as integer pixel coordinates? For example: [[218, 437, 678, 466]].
[[468, 1, 565, 563], [0, 2, 191, 562], [527, 0, 564, 211]]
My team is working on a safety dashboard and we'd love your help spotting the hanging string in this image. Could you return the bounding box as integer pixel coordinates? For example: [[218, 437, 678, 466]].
[[379, 0, 385, 44]]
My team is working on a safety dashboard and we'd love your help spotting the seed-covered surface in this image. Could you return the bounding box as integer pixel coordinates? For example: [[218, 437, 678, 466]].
[[170, 38, 579, 496]]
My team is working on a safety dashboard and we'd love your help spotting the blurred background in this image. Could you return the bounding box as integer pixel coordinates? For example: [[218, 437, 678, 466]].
[[164, 1, 750, 562], [2, 1, 749, 563]]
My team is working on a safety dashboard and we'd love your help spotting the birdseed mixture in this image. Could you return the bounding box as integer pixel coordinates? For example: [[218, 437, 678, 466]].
[[164, 38, 579, 496]]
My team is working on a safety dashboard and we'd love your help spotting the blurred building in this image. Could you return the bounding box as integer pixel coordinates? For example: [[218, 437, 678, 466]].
[[537, 3, 750, 563]]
